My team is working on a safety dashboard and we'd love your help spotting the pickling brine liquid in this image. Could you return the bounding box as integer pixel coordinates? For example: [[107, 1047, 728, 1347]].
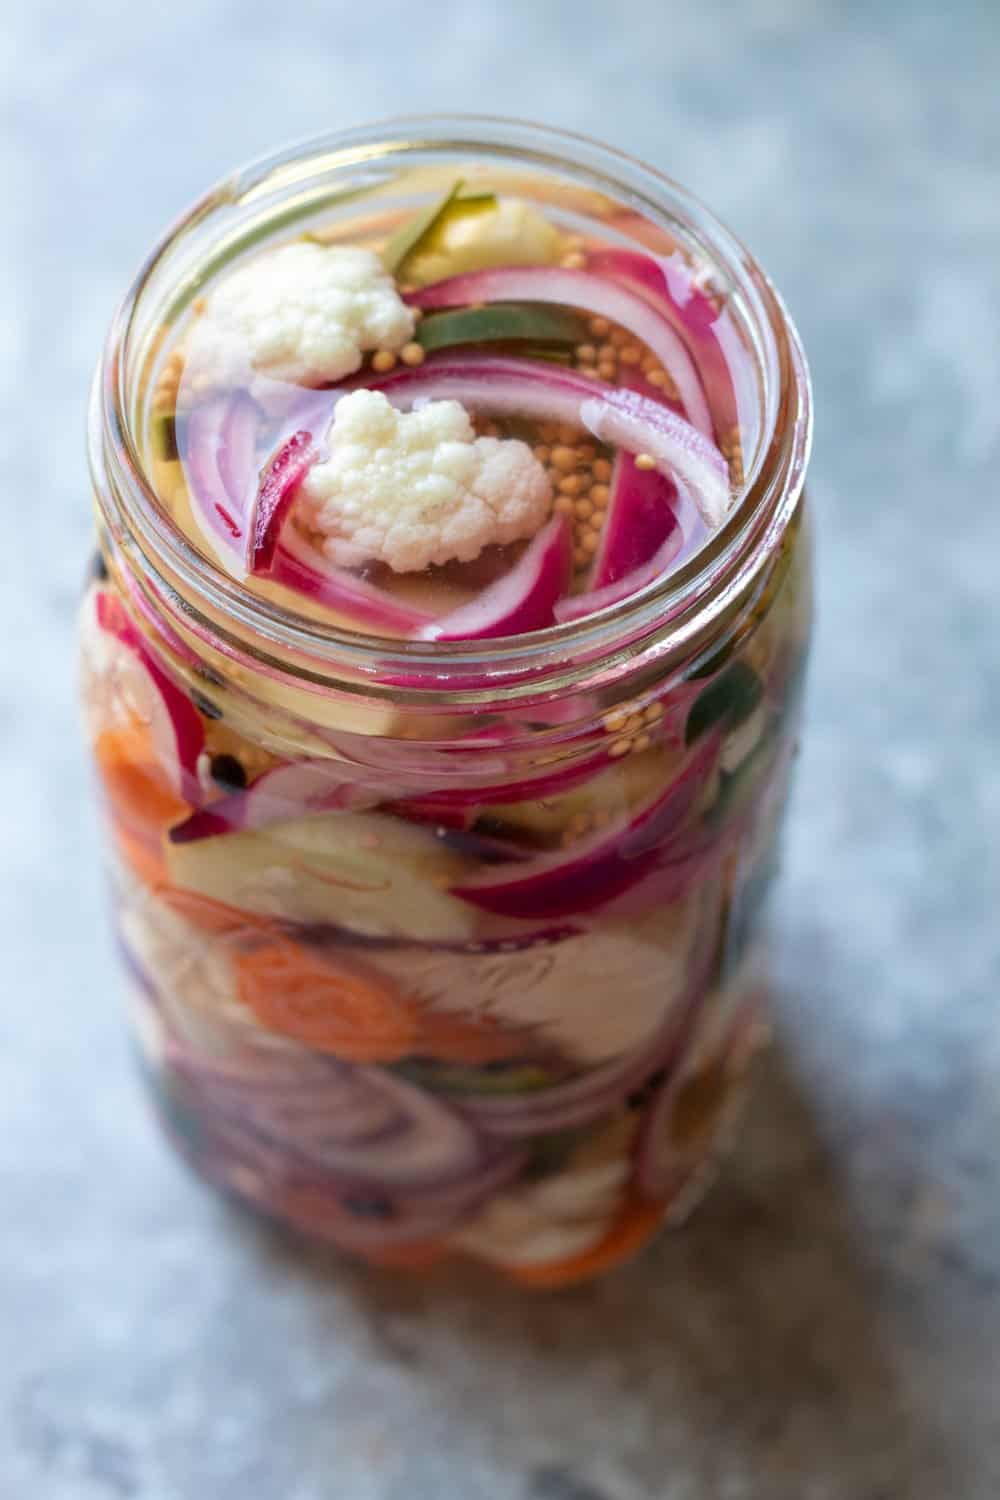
[[83, 122, 812, 1284]]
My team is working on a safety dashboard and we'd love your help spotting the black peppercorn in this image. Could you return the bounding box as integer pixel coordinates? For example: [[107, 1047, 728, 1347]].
[[209, 753, 247, 790]]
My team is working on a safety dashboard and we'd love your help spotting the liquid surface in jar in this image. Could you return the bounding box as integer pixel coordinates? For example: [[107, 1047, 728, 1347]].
[[142, 180, 754, 639]]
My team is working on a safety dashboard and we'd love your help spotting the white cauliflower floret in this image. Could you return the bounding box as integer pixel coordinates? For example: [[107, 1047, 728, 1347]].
[[194, 241, 416, 387], [298, 390, 552, 573]]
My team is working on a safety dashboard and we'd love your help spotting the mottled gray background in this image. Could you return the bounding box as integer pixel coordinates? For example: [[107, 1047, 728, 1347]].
[[2, 1, 999, 1496]]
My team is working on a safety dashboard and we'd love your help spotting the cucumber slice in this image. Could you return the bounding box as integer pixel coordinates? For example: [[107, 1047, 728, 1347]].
[[395, 1059, 556, 1096], [404, 197, 564, 285], [164, 810, 477, 942], [417, 303, 589, 355], [479, 748, 683, 846], [685, 662, 764, 746], [383, 181, 498, 276], [149, 412, 178, 461]]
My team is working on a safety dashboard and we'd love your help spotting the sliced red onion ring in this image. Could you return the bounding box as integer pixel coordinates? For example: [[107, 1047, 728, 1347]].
[[408, 266, 713, 436], [579, 387, 730, 529], [180, 396, 256, 552], [363, 357, 731, 531], [587, 247, 757, 448], [393, 745, 613, 812], [180, 393, 434, 635], [269, 527, 434, 634], [592, 452, 682, 588], [170, 1045, 494, 1191], [245, 431, 317, 572], [554, 532, 683, 624], [555, 452, 684, 623], [163, 1058, 526, 1251], [215, 393, 259, 522], [418, 516, 571, 641], [168, 759, 389, 844], [188, 1134, 468, 1251], [450, 733, 719, 920], [88, 589, 204, 800]]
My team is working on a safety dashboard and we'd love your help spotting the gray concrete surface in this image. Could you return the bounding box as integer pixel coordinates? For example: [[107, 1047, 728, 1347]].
[[2, 2, 999, 1496]]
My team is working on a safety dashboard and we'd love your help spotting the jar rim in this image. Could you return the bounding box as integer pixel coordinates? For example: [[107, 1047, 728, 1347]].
[[90, 113, 812, 702]]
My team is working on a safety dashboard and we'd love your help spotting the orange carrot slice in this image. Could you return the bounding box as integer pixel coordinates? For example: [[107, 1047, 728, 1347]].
[[507, 1194, 664, 1289], [95, 723, 190, 841], [155, 885, 278, 938], [233, 936, 417, 1063], [112, 826, 169, 888], [410, 1003, 534, 1065]]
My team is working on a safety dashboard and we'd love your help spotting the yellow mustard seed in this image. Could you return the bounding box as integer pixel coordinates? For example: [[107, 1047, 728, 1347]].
[[610, 329, 628, 348], [573, 545, 590, 569], [642, 702, 664, 725], [646, 369, 667, 388], [603, 709, 628, 733], [581, 532, 599, 554], [371, 350, 397, 373], [576, 343, 597, 363], [634, 453, 657, 471], [590, 316, 611, 336], [554, 495, 575, 517], [561, 251, 587, 270], [577, 442, 597, 462], [593, 457, 613, 482], [534, 444, 551, 464], [633, 732, 653, 754], [608, 738, 632, 758], [558, 474, 584, 496], [557, 422, 579, 444], [619, 344, 642, 365], [551, 445, 577, 472], [590, 483, 610, 506], [597, 362, 617, 382], [400, 342, 425, 367], [574, 497, 594, 520]]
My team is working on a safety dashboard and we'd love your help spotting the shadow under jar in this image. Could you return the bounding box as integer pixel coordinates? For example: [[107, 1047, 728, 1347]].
[[82, 117, 812, 1286]]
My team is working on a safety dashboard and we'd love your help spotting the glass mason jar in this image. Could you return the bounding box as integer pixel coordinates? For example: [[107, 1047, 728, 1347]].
[[82, 118, 812, 1286]]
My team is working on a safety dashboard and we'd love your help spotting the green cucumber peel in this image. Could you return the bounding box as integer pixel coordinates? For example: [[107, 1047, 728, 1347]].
[[685, 661, 764, 745], [417, 302, 590, 354], [394, 1058, 555, 1096], [149, 412, 178, 462], [382, 181, 499, 276], [708, 735, 776, 830]]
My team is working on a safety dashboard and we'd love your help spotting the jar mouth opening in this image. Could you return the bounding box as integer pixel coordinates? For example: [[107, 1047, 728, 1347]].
[[91, 113, 812, 692]]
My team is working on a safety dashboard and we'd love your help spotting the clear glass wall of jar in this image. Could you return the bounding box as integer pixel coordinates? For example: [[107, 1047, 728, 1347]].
[[82, 118, 812, 1285]]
